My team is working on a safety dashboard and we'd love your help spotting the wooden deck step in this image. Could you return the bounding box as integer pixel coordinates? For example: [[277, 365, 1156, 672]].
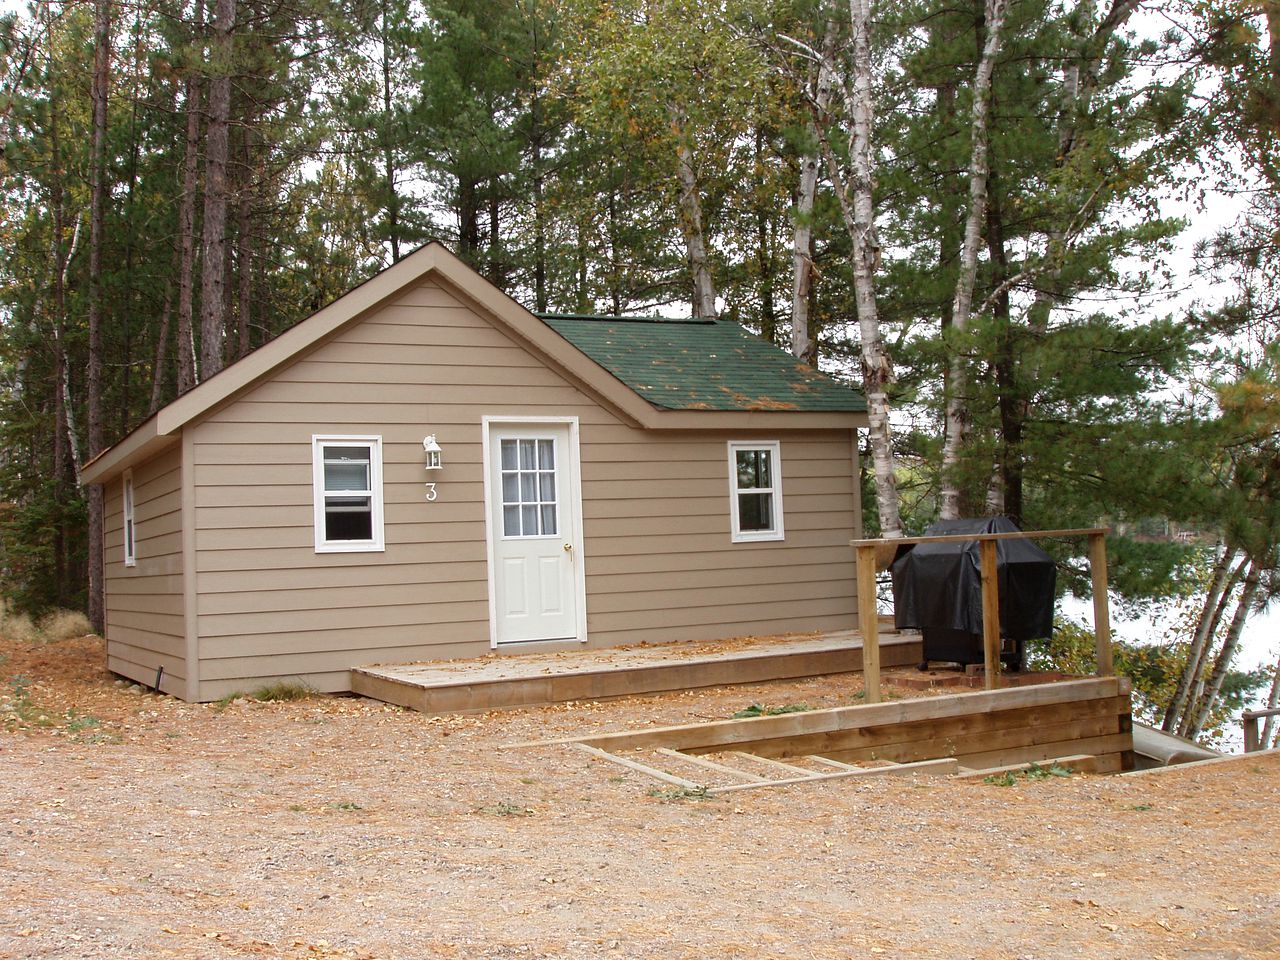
[[351, 631, 922, 715]]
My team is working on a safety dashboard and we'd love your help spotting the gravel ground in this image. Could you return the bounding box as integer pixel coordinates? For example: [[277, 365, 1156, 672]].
[[2, 633, 1277, 960]]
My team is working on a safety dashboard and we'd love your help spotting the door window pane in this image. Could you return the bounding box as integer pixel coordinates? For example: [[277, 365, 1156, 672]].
[[499, 435, 561, 538]]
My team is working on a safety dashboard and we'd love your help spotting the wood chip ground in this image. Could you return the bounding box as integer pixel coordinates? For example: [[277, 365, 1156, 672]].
[[2, 634, 1276, 959]]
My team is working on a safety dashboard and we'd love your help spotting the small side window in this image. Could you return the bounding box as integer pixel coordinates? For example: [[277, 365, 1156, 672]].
[[123, 471, 136, 566], [728, 441, 784, 543], [313, 436, 385, 553]]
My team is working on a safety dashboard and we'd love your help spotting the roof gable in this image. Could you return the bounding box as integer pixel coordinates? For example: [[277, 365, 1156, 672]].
[[541, 315, 866, 413], [81, 244, 867, 485]]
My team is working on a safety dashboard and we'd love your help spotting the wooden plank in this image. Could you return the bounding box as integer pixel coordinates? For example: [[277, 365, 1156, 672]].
[[980, 538, 1002, 691], [952, 733, 1131, 772], [1089, 532, 1114, 676], [653, 748, 767, 783], [725, 751, 819, 777], [569, 743, 701, 790], [728, 698, 1124, 764], [508, 677, 1125, 752], [706, 758, 959, 795], [1118, 747, 1280, 776], [806, 755, 863, 771], [953, 754, 1100, 779], [856, 543, 881, 703], [851, 527, 1107, 547]]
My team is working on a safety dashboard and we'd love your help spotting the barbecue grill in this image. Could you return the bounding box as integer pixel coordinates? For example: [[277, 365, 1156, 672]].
[[890, 517, 1056, 670]]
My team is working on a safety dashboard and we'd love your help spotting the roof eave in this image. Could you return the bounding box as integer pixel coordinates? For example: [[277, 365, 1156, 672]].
[[78, 417, 175, 485], [644, 409, 869, 430]]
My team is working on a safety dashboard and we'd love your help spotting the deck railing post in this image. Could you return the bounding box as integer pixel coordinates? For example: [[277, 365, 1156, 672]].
[[1089, 532, 1114, 677], [855, 544, 881, 704], [979, 538, 1002, 690]]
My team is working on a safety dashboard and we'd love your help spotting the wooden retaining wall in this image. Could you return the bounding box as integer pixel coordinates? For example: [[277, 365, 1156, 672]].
[[556, 676, 1134, 773]]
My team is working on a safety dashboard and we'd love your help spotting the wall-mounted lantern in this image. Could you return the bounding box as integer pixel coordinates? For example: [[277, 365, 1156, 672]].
[[423, 435, 443, 471]]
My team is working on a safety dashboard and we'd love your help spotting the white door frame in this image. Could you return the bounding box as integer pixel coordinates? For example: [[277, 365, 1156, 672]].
[[481, 415, 588, 648]]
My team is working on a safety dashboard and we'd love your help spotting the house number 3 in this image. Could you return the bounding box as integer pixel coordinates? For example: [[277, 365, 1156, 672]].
[[424, 482, 438, 502]]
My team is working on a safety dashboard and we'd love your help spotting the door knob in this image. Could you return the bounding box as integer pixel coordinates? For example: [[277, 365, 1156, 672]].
[[563, 543, 573, 552]]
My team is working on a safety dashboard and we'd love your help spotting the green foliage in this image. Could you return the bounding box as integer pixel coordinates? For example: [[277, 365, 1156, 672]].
[[1028, 614, 1267, 738], [982, 762, 1074, 786], [250, 681, 315, 703], [730, 702, 811, 719]]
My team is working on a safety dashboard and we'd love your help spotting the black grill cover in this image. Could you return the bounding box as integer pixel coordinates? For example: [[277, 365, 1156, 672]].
[[891, 517, 1056, 642]]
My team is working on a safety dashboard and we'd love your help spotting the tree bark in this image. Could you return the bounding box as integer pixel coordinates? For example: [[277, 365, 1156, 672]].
[[1260, 652, 1280, 748], [234, 124, 254, 361], [149, 279, 173, 415], [822, 0, 901, 538], [86, 0, 112, 633], [176, 1, 203, 394], [1186, 553, 1265, 740], [380, 0, 401, 263], [755, 125, 777, 345], [670, 105, 717, 318], [1162, 547, 1241, 731], [200, 0, 236, 379], [49, 77, 71, 606], [791, 17, 836, 364], [938, 0, 1009, 521], [1176, 552, 1250, 737]]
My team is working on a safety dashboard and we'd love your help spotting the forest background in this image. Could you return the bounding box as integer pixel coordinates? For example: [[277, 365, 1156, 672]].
[[1, 0, 1277, 745]]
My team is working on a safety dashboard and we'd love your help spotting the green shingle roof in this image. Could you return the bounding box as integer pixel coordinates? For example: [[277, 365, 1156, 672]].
[[540, 314, 866, 413]]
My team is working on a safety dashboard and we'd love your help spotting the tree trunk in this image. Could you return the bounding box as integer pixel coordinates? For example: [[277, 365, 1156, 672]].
[[86, 0, 112, 633], [488, 178, 501, 284], [670, 106, 717, 318], [986, 168, 1021, 523], [458, 179, 480, 258], [748, 120, 777, 344], [200, 0, 236, 379], [234, 124, 254, 361], [176, 1, 203, 394], [938, 0, 1009, 521], [149, 279, 173, 415], [1185, 553, 1265, 740], [1162, 547, 1240, 731], [1260, 653, 1280, 748], [380, 0, 401, 263], [1175, 552, 1250, 737], [791, 17, 836, 364], [50, 82, 71, 606], [823, 0, 901, 538]]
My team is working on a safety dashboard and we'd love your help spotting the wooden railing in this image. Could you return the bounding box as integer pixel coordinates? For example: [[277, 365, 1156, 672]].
[[849, 527, 1112, 704], [1243, 708, 1280, 752]]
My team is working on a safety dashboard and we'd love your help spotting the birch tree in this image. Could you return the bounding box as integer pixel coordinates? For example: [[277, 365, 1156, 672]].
[[936, 0, 1008, 521]]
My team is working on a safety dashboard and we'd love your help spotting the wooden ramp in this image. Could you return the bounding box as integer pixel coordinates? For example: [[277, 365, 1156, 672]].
[[351, 630, 922, 715], [508, 677, 1136, 792]]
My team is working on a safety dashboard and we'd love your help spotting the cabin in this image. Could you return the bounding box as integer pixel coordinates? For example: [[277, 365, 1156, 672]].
[[79, 243, 869, 702]]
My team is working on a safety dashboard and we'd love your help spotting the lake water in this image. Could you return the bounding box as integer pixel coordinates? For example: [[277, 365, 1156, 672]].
[[1060, 594, 1277, 752]]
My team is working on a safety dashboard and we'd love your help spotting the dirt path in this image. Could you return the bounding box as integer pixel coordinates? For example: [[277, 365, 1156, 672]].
[[2, 634, 1277, 959]]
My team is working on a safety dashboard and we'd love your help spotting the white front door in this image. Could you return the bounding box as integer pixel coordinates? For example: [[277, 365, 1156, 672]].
[[487, 423, 582, 644]]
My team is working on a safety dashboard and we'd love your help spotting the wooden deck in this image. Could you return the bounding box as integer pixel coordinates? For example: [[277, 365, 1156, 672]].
[[351, 629, 923, 714]]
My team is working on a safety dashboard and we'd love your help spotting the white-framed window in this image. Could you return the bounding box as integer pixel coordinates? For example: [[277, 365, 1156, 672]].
[[122, 470, 136, 566], [312, 436, 385, 553], [728, 441, 784, 543]]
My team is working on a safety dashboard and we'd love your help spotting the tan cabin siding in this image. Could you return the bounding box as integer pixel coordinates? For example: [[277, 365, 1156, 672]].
[[103, 444, 186, 691], [188, 280, 858, 700]]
